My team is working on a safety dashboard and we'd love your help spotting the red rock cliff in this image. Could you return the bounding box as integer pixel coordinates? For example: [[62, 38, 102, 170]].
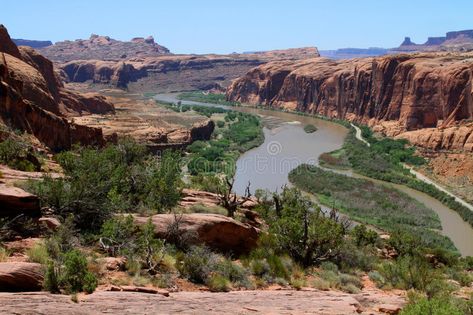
[[0, 25, 115, 151], [226, 53, 473, 151]]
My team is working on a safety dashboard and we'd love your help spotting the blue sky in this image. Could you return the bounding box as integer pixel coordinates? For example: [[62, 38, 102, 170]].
[[1, 0, 472, 54]]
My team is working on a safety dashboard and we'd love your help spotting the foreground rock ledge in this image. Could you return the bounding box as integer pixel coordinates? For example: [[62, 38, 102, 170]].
[[134, 213, 260, 255], [0, 262, 43, 292], [0, 289, 405, 315]]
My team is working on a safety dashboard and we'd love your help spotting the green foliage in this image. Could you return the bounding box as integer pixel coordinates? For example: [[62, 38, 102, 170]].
[[400, 296, 463, 315], [44, 261, 60, 293], [62, 249, 95, 293], [99, 216, 137, 256], [216, 120, 225, 128], [254, 187, 345, 267], [0, 138, 41, 171], [187, 111, 263, 176], [177, 246, 217, 284], [289, 165, 456, 252], [27, 242, 50, 265], [338, 130, 473, 227], [177, 91, 241, 107], [303, 124, 318, 133], [351, 225, 379, 247], [26, 139, 182, 231], [207, 274, 231, 292]]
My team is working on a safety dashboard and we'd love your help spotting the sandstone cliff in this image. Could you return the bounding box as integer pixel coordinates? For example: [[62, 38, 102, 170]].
[[59, 48, 320, 92], [226, 53, 473, 151], [0, 25, 115, 151]]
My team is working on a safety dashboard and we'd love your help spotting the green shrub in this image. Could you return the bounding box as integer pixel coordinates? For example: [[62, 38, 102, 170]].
[[99, 216, 137, 256], [341, 283, 361, 294], [207, 274, 231, 292], [44, 261, 60, 293], [351, 225, 379, 247], [177, 246, 217, 284], [312, 278, 330, 290], [62, 250, 97, 293], [26, 140, 182, 232], [27, 242, 50, 265], [0, 138, 41, 172], [400, 296, 463, 315], [216, 121, 225, 128], [320, 261, 338, 273]]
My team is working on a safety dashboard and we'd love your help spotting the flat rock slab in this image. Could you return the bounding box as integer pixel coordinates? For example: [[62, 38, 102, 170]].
[[0, 289, 405, 314]]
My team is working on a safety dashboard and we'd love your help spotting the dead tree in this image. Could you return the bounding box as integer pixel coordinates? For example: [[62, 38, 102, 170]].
[[218, 177, 252, 218]]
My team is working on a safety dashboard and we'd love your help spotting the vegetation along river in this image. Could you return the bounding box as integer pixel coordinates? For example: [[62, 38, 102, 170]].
[[155, 93, 473, 256]]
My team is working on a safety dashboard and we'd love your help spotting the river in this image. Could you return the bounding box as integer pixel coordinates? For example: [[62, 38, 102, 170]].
[[155, 93, 473, 256]]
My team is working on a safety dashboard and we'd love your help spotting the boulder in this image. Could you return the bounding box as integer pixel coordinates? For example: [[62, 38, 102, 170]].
[[0, 262, 43, 291], [134, 213, 260, 255], [38, 217, 61, 230], [0, 184, 40, 218]]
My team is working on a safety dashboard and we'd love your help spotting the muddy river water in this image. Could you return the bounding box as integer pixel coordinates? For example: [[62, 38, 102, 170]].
[[155, 94, 473, 256]]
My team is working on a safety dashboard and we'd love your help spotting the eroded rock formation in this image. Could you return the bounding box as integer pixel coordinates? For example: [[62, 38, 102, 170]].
[[227, 53, 473, 151], [39, 34, 170, 62], [59, 48, 320, 91], [0, 262, 43, 291], [0, 25, 115, 151]]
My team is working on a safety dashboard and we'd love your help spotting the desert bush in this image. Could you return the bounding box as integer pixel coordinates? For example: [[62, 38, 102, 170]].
[[61, 249, 97, 293], [27, 241, 49, 265], [400, 295, 463, 315], [216, 120, 225, 128], [27, 140, 182, 231], [351, 225, 379, 247], [207, 274, 231, 292], [312, 278, 330, 290], [0, 137, 41, 172], [176, 246, 218, 284], [0, 247, 9, 262], [99, 216, 137, 256], [267, 187, 345, 266], [335, 241, 378, 272]]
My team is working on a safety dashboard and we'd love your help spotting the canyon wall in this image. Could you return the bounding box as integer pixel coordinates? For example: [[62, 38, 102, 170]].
[[226, 53, 473, 151], [0, 25, 115, 151], [59, 48, 320, 92]]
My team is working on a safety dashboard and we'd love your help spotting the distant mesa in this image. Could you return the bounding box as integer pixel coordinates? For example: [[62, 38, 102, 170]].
[[12, 38, 52, 49], [396, 29, 473, 52], [38, 34, 171, 62]]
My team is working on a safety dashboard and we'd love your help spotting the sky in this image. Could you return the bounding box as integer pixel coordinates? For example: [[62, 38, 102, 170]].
[[1, 0, 472, 54]]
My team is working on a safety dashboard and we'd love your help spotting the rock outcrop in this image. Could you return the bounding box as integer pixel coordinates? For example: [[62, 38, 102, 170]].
[[134, 213, 260, 255], [0, 262, 43, 291], [59, 48, 320, 91], [227, 53, 473, 151], [39, 34, 170, 62], [0, 184, 40, 218], [0, 25, 115, 151]]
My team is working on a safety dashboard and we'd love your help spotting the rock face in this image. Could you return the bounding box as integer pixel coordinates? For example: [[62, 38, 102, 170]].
[[134, 213, 260, 255], [39, 34, 170, 62], [0, 262, 43, 291], [0, 25, 115, 151], [0, 184, 40, 218], [59, 48, 320, 91], [227, 53, 473, 151]]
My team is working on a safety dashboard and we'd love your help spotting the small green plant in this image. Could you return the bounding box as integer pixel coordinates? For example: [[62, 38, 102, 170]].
[[62, 250, 97, 293], [207, 274, 231, 292], [351, 225, 379, 247], [26, 242, 49, 265], [0, 247, 9, 262]]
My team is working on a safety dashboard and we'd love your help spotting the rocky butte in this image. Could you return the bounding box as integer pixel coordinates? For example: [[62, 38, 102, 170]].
[[226, 53, 473, 152]]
